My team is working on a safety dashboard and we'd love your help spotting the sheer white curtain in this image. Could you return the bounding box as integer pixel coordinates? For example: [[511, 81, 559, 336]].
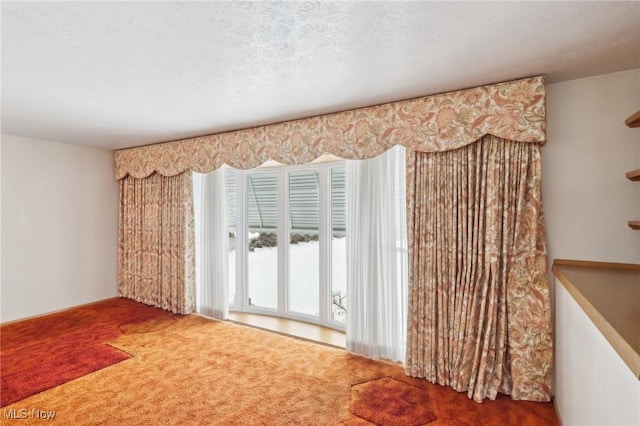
[[193, 168, 229, 320], [346, 145, 408, 363]]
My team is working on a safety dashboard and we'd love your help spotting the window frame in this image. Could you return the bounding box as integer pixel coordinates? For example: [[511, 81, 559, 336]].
[[227, 160, 347, 332]]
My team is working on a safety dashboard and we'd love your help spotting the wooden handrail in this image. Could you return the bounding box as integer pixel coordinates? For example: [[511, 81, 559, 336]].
[[625, 110, 640, 127]]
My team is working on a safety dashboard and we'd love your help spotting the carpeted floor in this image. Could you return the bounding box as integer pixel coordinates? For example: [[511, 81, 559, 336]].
[[1, 299, 559, 425], [0, 298, 179, 407]]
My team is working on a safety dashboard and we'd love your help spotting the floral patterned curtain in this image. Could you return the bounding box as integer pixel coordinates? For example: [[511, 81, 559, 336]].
[[114, 76, 545, 179], [119, 171, 195, 314], [404, 135, 552, 402], [114, 76, 552, 402]]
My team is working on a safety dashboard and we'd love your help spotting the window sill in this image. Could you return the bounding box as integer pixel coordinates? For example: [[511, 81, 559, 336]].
[[227, 312, 346, 349]]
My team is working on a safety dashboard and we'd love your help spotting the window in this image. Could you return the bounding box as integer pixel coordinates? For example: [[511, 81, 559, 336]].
[[330, 168, 346, 323], [226, 161, 346, 330], [246, 172, 278, 309], [288, 169, 320, 316]]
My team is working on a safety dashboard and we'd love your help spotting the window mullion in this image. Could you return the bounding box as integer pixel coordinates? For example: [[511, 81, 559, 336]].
[[318, 165, 329, 324], [236, 171, 247, 311], [278, 168, 288, 315]]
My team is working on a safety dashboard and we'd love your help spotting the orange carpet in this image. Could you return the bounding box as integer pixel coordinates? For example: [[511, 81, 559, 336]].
[[1, 299, 559, 425], [0, 298, 179, 407]]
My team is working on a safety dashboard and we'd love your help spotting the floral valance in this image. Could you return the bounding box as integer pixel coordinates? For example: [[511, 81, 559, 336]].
[[115, 76, 545, 179]]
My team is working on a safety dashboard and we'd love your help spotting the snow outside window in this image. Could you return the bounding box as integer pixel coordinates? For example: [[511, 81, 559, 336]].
[[225, 161, 347, 331]]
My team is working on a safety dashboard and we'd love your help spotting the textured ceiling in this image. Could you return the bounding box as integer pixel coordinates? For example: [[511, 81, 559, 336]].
[[2, 1, 639, 150]]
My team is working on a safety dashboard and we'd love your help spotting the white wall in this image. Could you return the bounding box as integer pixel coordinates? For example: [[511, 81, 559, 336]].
[[555, 281, 640, 426], [1, 134, 118, 322], [545, 69, 640, 419], [543, 69, 640, 264]]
